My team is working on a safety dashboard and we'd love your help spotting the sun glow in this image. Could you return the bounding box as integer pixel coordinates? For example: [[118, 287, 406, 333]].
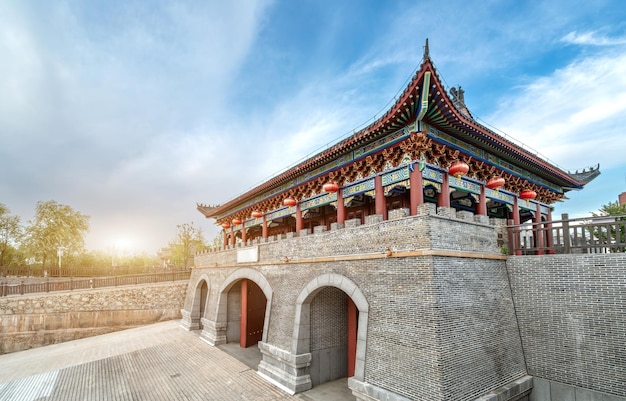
[[111, 237, 135, 253]]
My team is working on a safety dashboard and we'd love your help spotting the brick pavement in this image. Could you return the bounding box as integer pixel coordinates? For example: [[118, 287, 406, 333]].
[[0, 321, 352, 401]]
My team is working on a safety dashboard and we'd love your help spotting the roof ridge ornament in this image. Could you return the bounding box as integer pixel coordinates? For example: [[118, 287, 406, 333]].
[[450, 85, 474, 120], [423, 38, 430, 61]]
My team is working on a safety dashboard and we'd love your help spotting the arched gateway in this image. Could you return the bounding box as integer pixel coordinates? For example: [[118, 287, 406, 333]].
[[292, 274, 369, 385], [184, 40, 599, 401]]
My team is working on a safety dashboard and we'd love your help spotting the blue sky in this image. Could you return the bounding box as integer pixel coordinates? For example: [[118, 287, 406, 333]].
[[1, 0, 625, 254]]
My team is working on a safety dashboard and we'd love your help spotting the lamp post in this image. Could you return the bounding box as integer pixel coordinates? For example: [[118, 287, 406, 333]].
[[57, 247, 64, 269]]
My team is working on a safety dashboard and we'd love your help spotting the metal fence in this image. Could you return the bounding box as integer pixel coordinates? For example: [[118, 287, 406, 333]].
[[0, 271, 191, 297], [507, 213, 626, 255]]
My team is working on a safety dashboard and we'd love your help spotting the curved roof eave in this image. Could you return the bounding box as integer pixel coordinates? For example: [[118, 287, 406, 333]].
[[203, 58, 431, 218], [423, 66, 588, 189]]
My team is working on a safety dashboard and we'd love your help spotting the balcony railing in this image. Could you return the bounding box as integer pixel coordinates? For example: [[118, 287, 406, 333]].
[[507, 213, 626, 255]]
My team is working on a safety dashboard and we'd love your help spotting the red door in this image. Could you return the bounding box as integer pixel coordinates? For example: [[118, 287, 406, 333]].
[[347, 297, 358, 377], [240, 279, 267, 348]]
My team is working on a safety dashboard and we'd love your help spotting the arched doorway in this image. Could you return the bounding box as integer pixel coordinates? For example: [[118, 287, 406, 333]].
[[294, 273, 369, 390], [217, 269, 273, 348], [185, 276, 210, 331], [199, 280, 208, 329], [307, 287, 355, 385]]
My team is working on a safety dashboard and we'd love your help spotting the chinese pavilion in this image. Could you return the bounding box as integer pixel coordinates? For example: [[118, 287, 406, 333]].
[[197, 39, 599, 249]]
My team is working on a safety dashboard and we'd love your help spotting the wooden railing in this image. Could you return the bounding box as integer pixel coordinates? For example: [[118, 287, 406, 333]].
[[0, 271, 191, 297], [507, 213, 626, 255]]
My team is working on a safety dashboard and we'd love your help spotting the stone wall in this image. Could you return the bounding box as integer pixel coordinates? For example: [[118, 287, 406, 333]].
[[186, 205, 529, 401], [0, 282, 188, 354], [195, 204, 504, 267], [507, 254, 626, 399]]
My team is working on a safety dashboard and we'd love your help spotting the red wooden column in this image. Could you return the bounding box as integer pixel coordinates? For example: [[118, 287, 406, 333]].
[[534, 202, 544, 255], [477, 185, 487, 215], [438, 173, 450, 207], [230, 226, 236, 246], [347, 297, 357, 377], [337, 188, 346, 224], [223, 229, 228, 247], [262, 215, 268, 239], [409, 165, 424, 215], [295, 203, 303, 234], [546, 207, 555, 254], [240, 279, 248, 348], [513, 197, 521, 255], [374, 175, 387, 219], [241, 224, 247, 244]]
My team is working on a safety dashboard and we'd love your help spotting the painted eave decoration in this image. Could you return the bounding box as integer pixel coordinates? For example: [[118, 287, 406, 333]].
[[199, 39, 600, 221]]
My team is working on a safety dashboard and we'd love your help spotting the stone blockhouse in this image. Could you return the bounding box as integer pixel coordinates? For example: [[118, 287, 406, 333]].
[[180, 41, 621, 401]]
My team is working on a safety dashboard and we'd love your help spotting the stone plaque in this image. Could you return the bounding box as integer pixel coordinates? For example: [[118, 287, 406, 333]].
[[237, 246, 259, 263]]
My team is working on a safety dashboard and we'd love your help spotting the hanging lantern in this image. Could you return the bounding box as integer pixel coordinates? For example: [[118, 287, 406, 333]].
[[221, 222, 231, 229], [448, 161, 469, 178], [519, 189, 537, 200], [283, 198, 297, 207], [486, 176, 505, 191], [232, 218, 242, 225], [322, 182, 339, 193], [251, 211, 263, 219]]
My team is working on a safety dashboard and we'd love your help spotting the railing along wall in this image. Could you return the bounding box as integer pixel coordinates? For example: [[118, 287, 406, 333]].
[[507, 213, 626, 255], [0, 271, 191, 297], [0, 266, 189, 278]]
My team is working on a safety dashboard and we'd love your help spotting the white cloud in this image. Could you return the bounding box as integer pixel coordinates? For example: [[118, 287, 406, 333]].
[[561, 31, 626, 46], [486, 52, 626, 171]]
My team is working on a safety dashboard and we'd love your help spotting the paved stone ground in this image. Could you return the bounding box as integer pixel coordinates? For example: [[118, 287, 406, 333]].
[[0, 320, 354, 401]]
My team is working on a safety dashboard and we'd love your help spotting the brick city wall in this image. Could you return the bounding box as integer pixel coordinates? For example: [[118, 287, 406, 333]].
[[507, 254, 626, 399], [0, 282, 188, 354], [187, 204, 530, 401]]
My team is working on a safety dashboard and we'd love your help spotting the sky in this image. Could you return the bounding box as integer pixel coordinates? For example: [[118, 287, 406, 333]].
[[1, 0, 625, 255]]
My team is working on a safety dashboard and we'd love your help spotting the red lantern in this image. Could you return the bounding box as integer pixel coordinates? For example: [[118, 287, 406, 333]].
[[448, 161, 469, 178], [519, 189, 537, 200], [232, 218, 242, 225], [251, 211, 263, 219], [486, 176, 505, 191], [322, 182, 339, 193], [221, 222, 231, 229], [283, 198, 297, 207]]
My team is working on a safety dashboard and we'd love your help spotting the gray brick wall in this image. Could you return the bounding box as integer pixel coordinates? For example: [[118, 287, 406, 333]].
[[433, 257, 527, 400], [195, 204, 505, 268], [186, 209, 529, 400], [507, 254, 626, 398]]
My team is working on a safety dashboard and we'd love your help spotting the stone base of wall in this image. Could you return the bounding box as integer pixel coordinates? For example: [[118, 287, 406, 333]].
[[348, 378, 413, 401], [475, 375, 533, 401], [0, 308, 181, 354], [348, 376, 533, 401], [197, 317, 227, 345], [257, 341, 312, 394], [530, 378, 626, 401], [179, 309, 199, 330]]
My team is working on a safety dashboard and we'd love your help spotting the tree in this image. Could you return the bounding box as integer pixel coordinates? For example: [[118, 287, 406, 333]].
[[23, 200, 90, 268], [211, 230, 224, 249], [590, 201, 626, 253], [169, 222, 205, 269], [593, 201, 626, 217], [0, 203, 22, 266]]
